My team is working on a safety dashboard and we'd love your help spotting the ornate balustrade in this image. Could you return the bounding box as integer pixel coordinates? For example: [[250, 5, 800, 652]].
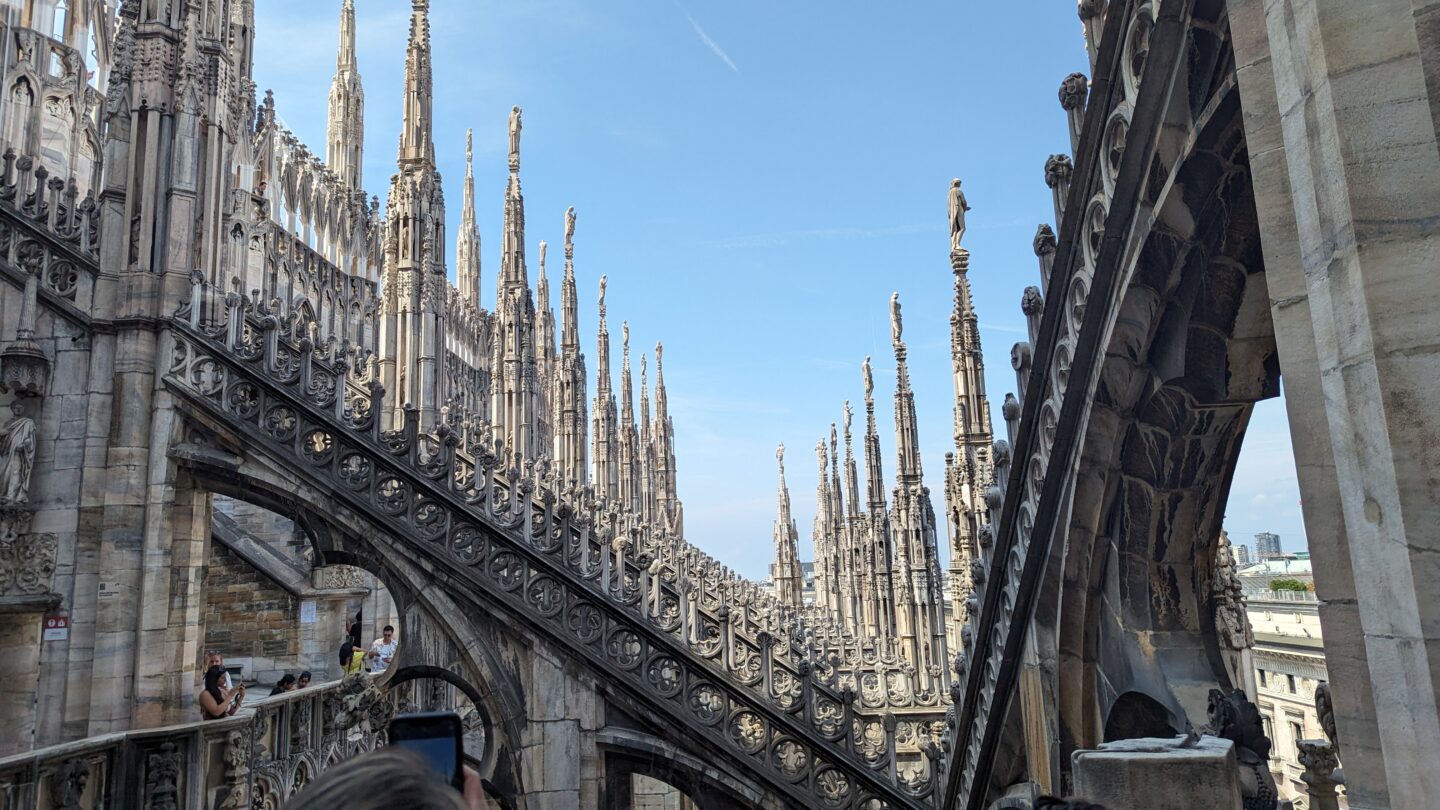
[[167, 274, 938, 808], [0, 675, 393, 810], [0, 149, 98, 317]]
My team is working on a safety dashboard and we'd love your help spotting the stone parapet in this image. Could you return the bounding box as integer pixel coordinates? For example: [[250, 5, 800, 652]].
[[0, 675, 388, 809], [1072, 736, 1244, 810]]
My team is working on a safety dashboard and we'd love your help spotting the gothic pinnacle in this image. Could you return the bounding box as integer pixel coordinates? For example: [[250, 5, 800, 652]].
[[337, 0, 357, 70], [457, 129, 482, 305], [508, 105, 522, 175], [398, 0, 435, 167], [561, 208, 579, 350]]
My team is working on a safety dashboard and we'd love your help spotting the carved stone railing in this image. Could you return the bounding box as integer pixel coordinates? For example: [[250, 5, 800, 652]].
[[0, 150, 98, 315], [0, 675, 392, 810], [165, 277, 934, 808]]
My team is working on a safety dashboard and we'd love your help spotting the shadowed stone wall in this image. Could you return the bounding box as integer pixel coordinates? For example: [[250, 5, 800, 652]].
[[201, 541, 300, 686]]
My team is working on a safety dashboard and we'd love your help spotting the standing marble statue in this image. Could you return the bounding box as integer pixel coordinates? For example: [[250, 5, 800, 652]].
[[565, 206, 576, 247], [862, 356, 874, 399], [598, 275, 607, 318], [0, 400, 36, 505], [890, 292, 903, 344], [508, 106, 522, 168], [949, 178, 971, 252]]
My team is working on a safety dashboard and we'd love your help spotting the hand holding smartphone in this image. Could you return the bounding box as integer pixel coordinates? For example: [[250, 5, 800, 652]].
[[388, 711, 465, 791]]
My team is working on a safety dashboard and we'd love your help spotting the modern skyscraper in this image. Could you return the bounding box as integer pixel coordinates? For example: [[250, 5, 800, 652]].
[[1235, 543, 1253, 566], [1255, 532, 1283, 561]]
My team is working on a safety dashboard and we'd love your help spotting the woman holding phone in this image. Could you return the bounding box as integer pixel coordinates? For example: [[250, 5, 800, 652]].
[[198, 664, 244, 720]]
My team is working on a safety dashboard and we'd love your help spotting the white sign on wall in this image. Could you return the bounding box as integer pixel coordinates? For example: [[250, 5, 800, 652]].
[[300, 600, 317, 625]]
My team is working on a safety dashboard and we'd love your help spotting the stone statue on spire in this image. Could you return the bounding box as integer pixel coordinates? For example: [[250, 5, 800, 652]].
[[622, 322, 630, 352], [777, 443, 786, 472], [565, 206, 576, 250], [949, 178, 971, 253], [844, 401, 853, 434], [508, 106, 522, 171], [598, 275, 608, 319], [890, 292, 904, 344], [862, 356, 874, 400]]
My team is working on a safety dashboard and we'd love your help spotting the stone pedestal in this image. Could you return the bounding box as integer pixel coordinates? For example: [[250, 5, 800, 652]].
[[1072, 737, 1242, 810]]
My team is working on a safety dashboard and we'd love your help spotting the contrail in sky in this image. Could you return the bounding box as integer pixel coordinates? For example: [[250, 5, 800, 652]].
[[686, 13, 739, 73]]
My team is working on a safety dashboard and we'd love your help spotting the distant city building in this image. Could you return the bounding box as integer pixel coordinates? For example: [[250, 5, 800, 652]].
[[1255, 531, 1283, 561], [1238, 553, 1313, 592], [1235, 544, 1252, 566], [1245, 584, 1337, 807]]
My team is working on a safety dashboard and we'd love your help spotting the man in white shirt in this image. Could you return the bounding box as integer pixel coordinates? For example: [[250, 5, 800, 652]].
[[368, 625, 397, 673]]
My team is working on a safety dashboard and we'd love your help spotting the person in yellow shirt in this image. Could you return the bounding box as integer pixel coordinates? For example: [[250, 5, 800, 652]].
[[340, 639, 367, 675]]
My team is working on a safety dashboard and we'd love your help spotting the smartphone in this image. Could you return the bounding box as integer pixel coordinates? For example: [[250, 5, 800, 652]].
[[388, 711, 465, 790]]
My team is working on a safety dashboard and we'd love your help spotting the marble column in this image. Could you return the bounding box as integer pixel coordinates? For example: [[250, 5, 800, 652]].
[[1230, 1, 1440, 805]]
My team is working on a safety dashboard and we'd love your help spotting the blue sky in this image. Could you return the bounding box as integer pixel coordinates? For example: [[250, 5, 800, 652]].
[[252, 0, 1308, 577]]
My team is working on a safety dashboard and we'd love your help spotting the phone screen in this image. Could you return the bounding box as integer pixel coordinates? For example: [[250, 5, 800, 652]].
[[388, 711, 464, 789]]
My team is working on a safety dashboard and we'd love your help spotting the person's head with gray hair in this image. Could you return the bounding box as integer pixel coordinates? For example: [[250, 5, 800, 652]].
[[285, 748, 468, 810]]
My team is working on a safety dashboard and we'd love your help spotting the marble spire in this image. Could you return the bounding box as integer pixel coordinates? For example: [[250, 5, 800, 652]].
[[619, 323, 640, 513], [944, 212, 996, 630], [377, 0, 446, 431], [555, 207, 588, 486], [772, 444, 804, 607], [653, 342, 682, 536], [592, 277, 618, 500], [326, 0, 364, 189], [397, 0, 435, 168], [456, 129, 482, 306]]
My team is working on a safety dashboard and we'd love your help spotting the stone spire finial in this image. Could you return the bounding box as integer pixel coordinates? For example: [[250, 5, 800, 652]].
[[337, 0, 358, 70], [561, 209, 579, 350], [508, 105, 522, 174], [891, 294, 921, 481], [772, 441, 802, 607], [455, 129, 482, 306], [397, 0, 435, 166], [861, 356, 885, 510], [598, 275, 608, 322], [889, 292, 904, 346], [842, 400, 861, 517], [948, 178, 971, 254]]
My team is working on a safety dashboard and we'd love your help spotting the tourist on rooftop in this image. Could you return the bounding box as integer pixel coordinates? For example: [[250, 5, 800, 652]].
[[198, 664, 245, 721], [340, 639, 367, 675], [270, 673, 298, 695], [368, 625, 398, 673]]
